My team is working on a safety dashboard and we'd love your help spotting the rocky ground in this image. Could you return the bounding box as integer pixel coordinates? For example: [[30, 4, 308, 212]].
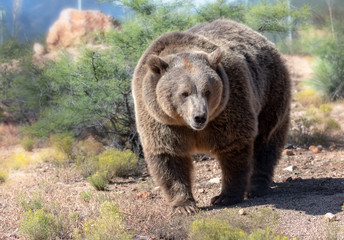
[[1, 55, 344, 239]]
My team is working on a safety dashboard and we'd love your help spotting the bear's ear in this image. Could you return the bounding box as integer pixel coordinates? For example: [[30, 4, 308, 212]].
[[146, 55, 169, 75], [207, 48, 223, 69]]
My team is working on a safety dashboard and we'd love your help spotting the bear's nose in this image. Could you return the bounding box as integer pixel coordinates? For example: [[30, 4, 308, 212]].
[[194, 115, 206, 125]]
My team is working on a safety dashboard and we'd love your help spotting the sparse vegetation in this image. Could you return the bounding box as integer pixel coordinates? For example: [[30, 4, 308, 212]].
[[98, 149, 138, 178], [88, 171, 109, 191], [190, 208, 286, 240], [73, 201, 133, 240], [289, 103, 341, 146], [21, 137, 35, 151], [18, 191, 43, 212], [19, 209, 61, 240], [0, 170, 8, 183]]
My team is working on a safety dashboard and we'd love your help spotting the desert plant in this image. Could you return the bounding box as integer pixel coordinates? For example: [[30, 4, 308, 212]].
[[288, 105, 341, 146], [73, 201, 133, 240], [190, 218, 287, 240], [0, 170, 8, 183], [21, 137, 35, 151], [49, 133, 75, 157], [80, 190, 94, 203], [18, 191, 43, 212], [19, 209, 61, 240], [88, 172, 109, 191], [97, 149, 138, 178], [9, 152, 32, 170]]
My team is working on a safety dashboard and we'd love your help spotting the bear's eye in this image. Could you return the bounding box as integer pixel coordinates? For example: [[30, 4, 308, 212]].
[[204, 91, 211, 98], [181, 92, 189, 98]]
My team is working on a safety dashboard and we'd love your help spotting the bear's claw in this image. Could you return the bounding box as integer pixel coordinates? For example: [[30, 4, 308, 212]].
[[211, 193, 243, 206]]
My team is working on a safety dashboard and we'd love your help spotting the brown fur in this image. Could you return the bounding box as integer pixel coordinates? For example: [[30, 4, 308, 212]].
[[132, 19, 291, 211]]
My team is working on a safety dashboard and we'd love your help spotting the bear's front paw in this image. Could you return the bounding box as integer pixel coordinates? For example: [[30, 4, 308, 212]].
[[172, 201, 198, 215], [211, 193, 243, 206]]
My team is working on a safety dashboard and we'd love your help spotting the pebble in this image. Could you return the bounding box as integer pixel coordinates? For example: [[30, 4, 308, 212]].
[[135, 190, 151, 200], [198, 188, 206, 193], [282, 149, 295, 156], [208, 177, 221, 184], [238, 209, 246, 215], [309, 145, 323, 154], [283, 165, 297, 172], [324, 212, 336, 222]]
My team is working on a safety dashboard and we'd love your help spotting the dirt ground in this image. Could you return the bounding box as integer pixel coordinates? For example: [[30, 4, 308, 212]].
[[1, 55, 344, 239]]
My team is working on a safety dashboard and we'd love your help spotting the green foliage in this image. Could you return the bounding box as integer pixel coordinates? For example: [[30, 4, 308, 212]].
[[0, 170, 8, 183], [21, 137, 35, 151], [196, 0, 245, 23], [80, 190, 94, 203], [288, 104, 341, 146], [97, 149, 137, 178], [245, 0, 310, 33], [190, 218, 287, 240], [19, 209, 61, 240], [49, 133, 75, 157], [73, 201, 133, 240], [18, 191, 43, 212], [88, 172, 109, 191]]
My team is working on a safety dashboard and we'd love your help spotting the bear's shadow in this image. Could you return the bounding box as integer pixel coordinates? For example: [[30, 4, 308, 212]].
[[201, 177, 344, 215]]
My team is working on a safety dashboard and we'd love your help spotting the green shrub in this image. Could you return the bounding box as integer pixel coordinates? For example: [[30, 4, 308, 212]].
[[75, 155, 98, 178], [18, 191, 43, 212], [19, 209, 60, 240], [190, 218, 246, 240], [0, 170, 8, 183], [97, 149, 138, 178], [73, 201, 132, 240], [80, 190, 94, 203], [190, 218, 287, 240], [49, 133, 75, 157], [288, 105, 341, 146], [88, 172, 109, 191], [21, 138, 35, 151]]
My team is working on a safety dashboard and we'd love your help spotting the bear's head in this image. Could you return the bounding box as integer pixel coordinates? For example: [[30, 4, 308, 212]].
[[142, 48, 229, 130]]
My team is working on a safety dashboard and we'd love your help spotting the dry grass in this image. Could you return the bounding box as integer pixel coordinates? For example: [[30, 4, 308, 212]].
[[0, 123, 20, 148]]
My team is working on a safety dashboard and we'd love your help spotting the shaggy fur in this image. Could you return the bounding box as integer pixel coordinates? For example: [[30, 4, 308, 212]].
[[132, 19, 291, 212]]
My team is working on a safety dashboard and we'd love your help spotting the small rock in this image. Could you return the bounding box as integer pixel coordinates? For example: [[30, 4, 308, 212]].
[[309, 145, 322, 153], [282, 149, 294, 156], [238, 209, 246, 215], [135, 190, 151, 200], [198, 188, 206, 193], [151, 186, 160, 194], [283, 165, 297, 172], [324, 212, 336, 222], [208, 177, 221, 184]]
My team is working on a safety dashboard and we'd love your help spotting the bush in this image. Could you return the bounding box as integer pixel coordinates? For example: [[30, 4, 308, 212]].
[[0, 170, 8, 183], [49, 133, 75, 157], [21, 138, 35, 151], [73, 201, 133, 240], [88, 172, 109, 191], [19, 209, 61, 240], [18, 191, 43, 212], [190, 218, 287, 240], [80, 190, 94, 203], [97, 149, 138, 178], [9, 152, 32, 170], [288, 105, 341, 146]]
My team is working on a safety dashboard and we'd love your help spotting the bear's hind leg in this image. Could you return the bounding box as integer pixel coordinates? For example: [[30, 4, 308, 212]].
[[147, 153, 196, 214], [249, 117, 289, 198]]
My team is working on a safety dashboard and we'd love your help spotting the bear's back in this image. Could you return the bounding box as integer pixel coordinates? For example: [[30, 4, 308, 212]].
[[187, 19, 273, 54]]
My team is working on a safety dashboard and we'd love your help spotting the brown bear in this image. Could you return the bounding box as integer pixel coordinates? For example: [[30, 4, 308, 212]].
[[132, 19, 291, 213]]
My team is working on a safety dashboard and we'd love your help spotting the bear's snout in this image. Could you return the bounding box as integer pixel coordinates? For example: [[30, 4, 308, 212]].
[[193, 114, 207, 125]]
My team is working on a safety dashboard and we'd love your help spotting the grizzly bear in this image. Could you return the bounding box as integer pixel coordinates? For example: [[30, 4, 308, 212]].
[[132, 19, 291, 213]]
